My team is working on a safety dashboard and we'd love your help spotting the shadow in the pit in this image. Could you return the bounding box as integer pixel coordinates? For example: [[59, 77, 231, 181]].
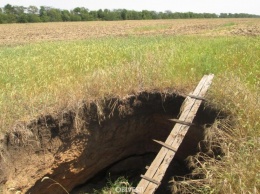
[[71, 152, 191, 194]]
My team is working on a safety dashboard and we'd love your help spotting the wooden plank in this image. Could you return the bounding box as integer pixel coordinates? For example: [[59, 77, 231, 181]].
[[136, 75, 208, 192], [135, 74, 214, 194], [144, 74, 214, 194]]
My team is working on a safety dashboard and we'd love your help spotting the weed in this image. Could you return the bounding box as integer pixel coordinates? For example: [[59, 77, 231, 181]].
[[41, 176, 69, 194]]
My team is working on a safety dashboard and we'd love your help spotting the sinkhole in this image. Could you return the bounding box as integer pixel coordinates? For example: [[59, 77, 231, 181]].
[[0, 91, 223, 194]]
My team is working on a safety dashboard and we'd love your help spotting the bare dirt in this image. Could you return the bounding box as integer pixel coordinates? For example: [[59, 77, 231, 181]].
[[0, 91, 221, 194], [0, 18, 259, 46]]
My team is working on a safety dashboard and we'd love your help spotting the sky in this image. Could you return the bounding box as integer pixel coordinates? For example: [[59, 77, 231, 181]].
[[0, 0, 259, 15]]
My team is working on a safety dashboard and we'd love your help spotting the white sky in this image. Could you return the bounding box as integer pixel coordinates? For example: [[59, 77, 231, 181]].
[[0, 0, 259, 15]]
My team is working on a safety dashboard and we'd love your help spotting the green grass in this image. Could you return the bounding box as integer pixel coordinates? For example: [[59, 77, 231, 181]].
[[0, 35, 259, 129], [0, 34, 260, 193], [91, 176, 133, 194]]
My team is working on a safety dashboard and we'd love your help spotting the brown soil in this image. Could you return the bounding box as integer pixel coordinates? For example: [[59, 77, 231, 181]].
[[0, 91, 221, 194], [0, 18, 259, 46]]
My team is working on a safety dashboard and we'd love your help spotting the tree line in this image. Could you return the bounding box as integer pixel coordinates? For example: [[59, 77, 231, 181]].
[[0, 4, 259, 24]]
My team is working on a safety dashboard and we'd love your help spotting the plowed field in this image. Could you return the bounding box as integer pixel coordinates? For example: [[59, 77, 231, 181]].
[[0, 18, 259, 46]]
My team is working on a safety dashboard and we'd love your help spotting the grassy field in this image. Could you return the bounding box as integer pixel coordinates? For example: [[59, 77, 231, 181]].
[[0, 18, 259, 193]]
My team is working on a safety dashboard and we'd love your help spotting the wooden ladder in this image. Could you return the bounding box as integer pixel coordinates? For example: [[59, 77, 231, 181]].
[[133, 74, 214, 194]]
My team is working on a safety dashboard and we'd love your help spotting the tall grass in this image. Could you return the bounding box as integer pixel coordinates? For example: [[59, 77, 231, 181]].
[[172, 73, 259, 193], [1, 36, 259, 131], [0, 34, 259, 193], [204, 73, 260, 193]]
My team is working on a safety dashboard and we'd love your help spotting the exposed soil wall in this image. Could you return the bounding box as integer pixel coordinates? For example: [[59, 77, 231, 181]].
[[0, 91, 219, 194]]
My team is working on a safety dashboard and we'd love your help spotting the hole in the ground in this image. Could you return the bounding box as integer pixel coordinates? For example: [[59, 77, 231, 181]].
[[1, 91, 223, 194], [71, 152, 191, 194]]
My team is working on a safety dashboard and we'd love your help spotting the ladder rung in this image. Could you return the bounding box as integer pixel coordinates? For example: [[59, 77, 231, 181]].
[[169, 119, 194, 126], [153, 139, 177, 152], [131, 190, 139, 194], [140, 175, 161, 185], [188, 94, 206, 101]]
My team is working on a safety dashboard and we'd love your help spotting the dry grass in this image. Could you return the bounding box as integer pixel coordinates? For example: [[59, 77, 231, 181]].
[[171, 73, 260, 193], [0, 19, 260, 193], [207, 74, 259, 193]]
